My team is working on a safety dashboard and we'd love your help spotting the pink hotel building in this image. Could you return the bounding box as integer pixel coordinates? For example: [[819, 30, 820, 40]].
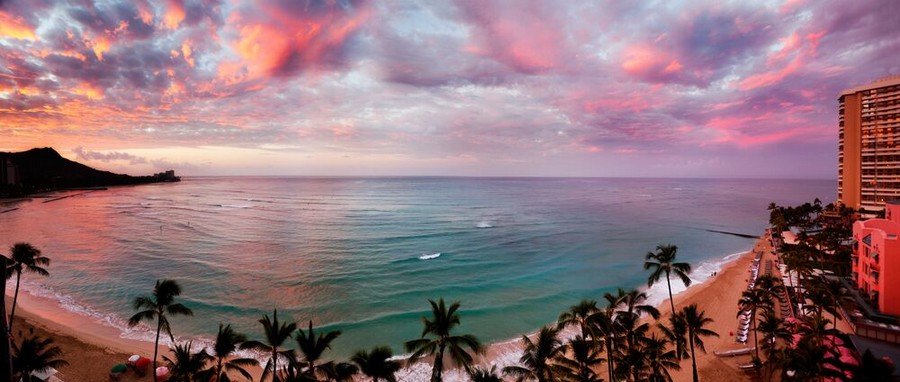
[[852, 200, 900, 315]]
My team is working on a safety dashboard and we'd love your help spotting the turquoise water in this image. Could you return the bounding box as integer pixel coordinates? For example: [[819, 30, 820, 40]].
[[0, 177, 834, 358]]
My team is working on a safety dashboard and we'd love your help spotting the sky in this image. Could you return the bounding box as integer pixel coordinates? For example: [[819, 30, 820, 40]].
[[1, 0, 898, 178]]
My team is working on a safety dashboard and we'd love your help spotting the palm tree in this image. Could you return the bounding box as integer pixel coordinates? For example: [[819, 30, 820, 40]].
[[594, 289, 627, 382], [351, 346, 400, 382], [555, 335, 604, 382], [295, 320, 342, 378], [738, 286, 774, 362], [163, 341, 212, 382], [756, 310, 790, 380], [557, 299, 599, 340], [644, 334, 680, 382], [319, 361, 359, 382], [615, 289, 659, 363], [502, 326, 565, 382], [7, 243, 50, 331], [128, 279, 193, 382], [468, 365, 503, 382], [644, 244, 692, 318], [682, 304, 718, 382], [243, 309, 297, 382], [11, 335, 68, 382], [657, 312, 689, 361], [199, 323, 259, 382], [405, 298, 483, 381]]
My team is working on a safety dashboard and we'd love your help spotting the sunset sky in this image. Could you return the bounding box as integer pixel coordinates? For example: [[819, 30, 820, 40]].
[[1, 0, 898, 178]]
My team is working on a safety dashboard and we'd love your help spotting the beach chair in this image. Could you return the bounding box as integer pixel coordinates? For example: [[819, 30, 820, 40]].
[[31, 367, 58, 381], [110, 363, 127, 381]]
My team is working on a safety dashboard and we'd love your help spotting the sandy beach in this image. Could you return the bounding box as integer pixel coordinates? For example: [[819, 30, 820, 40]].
[[10, 234, 776, 381]]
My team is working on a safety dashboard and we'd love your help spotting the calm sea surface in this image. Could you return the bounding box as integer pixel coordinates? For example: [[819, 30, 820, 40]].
[[0, 177, 834, 358]]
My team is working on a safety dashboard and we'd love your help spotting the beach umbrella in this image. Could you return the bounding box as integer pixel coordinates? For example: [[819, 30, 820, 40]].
[[128, 355, 140, 363], [156, 366, 170, 378], [111, 364, 127, 373]]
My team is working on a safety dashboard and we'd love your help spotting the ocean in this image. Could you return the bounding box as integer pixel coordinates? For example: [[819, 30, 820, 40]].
[[0, 177, 834, 360]]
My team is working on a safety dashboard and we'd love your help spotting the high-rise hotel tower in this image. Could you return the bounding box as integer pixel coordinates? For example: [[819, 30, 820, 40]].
[[839, 76, 900, 213]]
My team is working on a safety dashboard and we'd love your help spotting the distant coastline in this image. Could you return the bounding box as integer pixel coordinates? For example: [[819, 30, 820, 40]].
[[0, 147, 179, 198]]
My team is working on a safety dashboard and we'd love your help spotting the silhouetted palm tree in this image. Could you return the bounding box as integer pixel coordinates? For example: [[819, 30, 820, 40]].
[[11, 335, 68, 382], [243, 309, 297, 382], [615, 289, 659, 364], [295, 320, 342, 378], [405, 298, 483, 381], [319, 361, 359, 382], [503, 326, 565, 382], [557, 299, 599, 340], [7, 243, 50, 332], [555, 335, 604, 382], [128, 279, 193, 382], [199, 323, 259, 382], [645, 244, 692, 317], [644, 334, 680, 382], [682, 304, 718, 382], [738, 287, 772, 361], [351, 346, 400, 382], [468, 365, 503, 382], [595, 288, 627, 382], [756, 310, 790, 380], [657, 312, 689, 361], [164, 341, 211, 382]]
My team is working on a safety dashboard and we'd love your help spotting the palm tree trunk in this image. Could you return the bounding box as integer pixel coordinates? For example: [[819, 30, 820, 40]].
[[8, 273, 21, 332], [433, 344, 445, 382], [752, 310, 760, 362], [606, 335, 616, 382], [272, 349, 278, 382], [666, 271, 676, 318], [153, 319, 162, 382], [689, 331, 698, 382]]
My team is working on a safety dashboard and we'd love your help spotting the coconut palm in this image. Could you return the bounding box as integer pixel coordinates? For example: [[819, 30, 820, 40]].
[[351, 346, 400, 382], [405, 298, 483, 381], [295, 320, 342, 378], [657, 312, 689, 361], [644, 244, 692, 317], [555, 335, 604, 382], [319, 361, 359, 382], [243, 309, 297, 382], [468, 365, 503, 382], [738, 286, 774, 362], [128, 279, 193, 382], [593, 288, 631, 382], [199, 323, 259, 382], [756, 310, 791, 381], [11, 335, 68, 382], [557, 299, 599, 340], [163, 341, 212, 382], [682, 304, 718, 382], [7, 243, 50, 331], [502, 325, 565, 382], [644, 334, 680, 382], [782, 336, 845, 382], [615, 289, 659, 361]]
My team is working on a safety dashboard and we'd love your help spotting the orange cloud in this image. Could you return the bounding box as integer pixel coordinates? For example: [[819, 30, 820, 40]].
[[0, 11, 37, 40], [181, 41, 195, 67], [164, 0, 185, 30]]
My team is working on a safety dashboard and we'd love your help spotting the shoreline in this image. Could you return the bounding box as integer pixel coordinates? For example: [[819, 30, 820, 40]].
[[11, 237, 765, 381]]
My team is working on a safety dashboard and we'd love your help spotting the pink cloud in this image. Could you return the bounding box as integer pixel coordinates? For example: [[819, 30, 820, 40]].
[[457, 0, 570, 74]]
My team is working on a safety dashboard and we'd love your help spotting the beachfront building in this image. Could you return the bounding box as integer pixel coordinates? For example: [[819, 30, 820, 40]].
[[852, 200, 900, 315], [838, 76, 900, 214]]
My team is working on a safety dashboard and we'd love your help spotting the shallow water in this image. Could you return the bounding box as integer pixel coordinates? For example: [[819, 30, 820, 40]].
[[0, 177, 833, 359]]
